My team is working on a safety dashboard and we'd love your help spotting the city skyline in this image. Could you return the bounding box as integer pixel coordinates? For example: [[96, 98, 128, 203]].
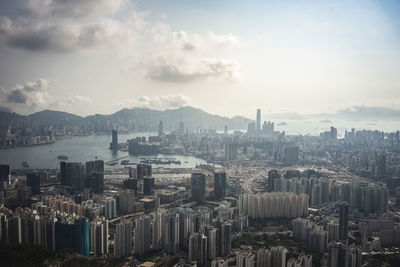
[[0, 0, 399, 118]]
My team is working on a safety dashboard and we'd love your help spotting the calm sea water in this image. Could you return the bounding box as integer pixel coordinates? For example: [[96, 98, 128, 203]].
[[0, 133, 208, 170], [273, 118, 400, 136]]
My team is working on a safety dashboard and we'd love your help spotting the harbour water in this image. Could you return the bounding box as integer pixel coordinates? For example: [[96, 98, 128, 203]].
[[0, 133, 208, 170]]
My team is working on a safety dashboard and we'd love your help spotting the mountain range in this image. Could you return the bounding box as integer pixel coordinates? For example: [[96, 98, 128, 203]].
[[0, 106, 251, 133]]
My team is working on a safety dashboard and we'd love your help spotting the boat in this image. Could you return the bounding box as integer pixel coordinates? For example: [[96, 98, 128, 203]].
[[22, 160, 29, 168], [57, 155, 68, 160]]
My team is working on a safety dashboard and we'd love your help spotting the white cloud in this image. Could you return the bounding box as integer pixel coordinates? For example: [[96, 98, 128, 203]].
[[143, 56, 241, 83], [67, 95, 93, 104], [0, 0, 242, 85], [116, 94, 190, 110], [0, 79, 95, 114], [151, 25, 240, 53], [1, 78, 55, 111]]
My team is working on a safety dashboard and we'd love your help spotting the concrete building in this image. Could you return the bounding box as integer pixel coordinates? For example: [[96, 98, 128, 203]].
[[188, 233, 208, 266], [114, 220, 133, 257], [134, 217, 151, 255], [191, 173, 206, 202]]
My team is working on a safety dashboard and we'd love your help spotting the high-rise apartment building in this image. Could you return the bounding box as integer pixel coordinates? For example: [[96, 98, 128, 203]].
[[152, 212, 164, 251], [189, 233, 208, 266], [114, 221, 133, 257], [284, 146, 299, 165], [134, 217, 151, 255], [224, 143, 237, 161], [164, 213, 179, 254], [338, 202, 349, 241]]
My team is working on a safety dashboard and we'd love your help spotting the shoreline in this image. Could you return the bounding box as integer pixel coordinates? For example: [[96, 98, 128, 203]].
[[0, 134, 94, 150]]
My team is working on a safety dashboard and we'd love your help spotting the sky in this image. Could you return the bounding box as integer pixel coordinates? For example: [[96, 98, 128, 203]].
[[0, 0, 399, 120]]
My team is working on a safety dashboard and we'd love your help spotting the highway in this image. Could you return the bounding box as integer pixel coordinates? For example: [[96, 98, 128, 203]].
[[241, 169, 266, 194]]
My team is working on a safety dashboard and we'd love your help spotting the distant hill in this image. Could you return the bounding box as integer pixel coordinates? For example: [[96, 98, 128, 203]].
[[0, 106, 251, 133]]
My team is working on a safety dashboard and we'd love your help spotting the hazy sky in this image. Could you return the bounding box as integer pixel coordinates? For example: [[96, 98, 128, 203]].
[[0, 0, 399, 118]]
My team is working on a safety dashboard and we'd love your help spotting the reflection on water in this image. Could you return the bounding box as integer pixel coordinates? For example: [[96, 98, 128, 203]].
[[0, 133, 209, 170]]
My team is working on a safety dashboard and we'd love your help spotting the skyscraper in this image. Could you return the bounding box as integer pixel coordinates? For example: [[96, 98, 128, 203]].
[[257, 249, 271, 267], [152, 212, 164, 251], [158, 121, 164, 137], [224, 143, 237, 161], [164, 213, 179, 254], [85, 160, 104, 193], [75, 218, 90, 256], [178, 208, 192, 250], [114, 220, 133, 257], [214, 172, 227, 199], [256, 109, 261, 131], [134, 217, 151, 255], [268, 170, 280, 192], [189, 233, 208, 266], [217, 221, 231, 257], [271, 246, 287, 267], [205, 225, 218, 260], [330, 127, 338, 140], [89, 217, 108, 256], [328, 242, 361, 267], [70, 163, 85, 192], [247, 122, 256, 135], [60, 161, 67, 186], [137, 164, 152, 179], [0, 165, 10, 185], [110, 129, 118, 149], [284, 146, 299, 165], [338, 202, 349, 241], [191, 173, 206, 202], [377, 154, 387, 178], [143, 177, 155, 195], [26, 173, 40, 195]]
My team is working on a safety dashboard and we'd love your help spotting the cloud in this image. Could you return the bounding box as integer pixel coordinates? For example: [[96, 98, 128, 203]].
[[206, 32, 240, 46], [0, 78, 94, 114], [67, 95, 93, 104], [116, 94, 190, 110], [2, 17, 132, 52], [334, 106, 400, 121], [19, 0, 126, 20], [5, 79, 53, 109], [0, 0, 242, 83], [151, 26, 240, 53], [144, 56, 241, 83], [0, 0, 133, 52]]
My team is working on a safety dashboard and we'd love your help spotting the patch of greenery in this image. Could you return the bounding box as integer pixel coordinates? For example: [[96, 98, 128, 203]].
[[232, 233, 322, 267]]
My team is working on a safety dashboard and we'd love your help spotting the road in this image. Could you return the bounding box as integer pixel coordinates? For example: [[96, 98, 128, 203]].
[[242, 169, 266, 194]]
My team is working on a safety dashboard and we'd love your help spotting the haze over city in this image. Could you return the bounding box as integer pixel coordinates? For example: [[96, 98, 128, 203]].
[[0, 0, 400, 120]]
